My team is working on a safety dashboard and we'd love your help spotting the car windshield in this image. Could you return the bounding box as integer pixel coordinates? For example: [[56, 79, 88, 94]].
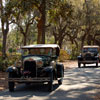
[[83, 48, 98, 53], [22, 48, 52, 56]]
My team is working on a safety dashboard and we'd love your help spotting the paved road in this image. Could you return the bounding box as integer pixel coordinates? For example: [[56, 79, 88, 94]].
[[0, 62, 100, 100]]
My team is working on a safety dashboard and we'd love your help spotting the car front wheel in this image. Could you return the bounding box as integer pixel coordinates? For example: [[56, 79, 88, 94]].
[[96, 62, 98, 67], [78, 62, 81, 68], [58, 68, 64, 85], [48, 71, 53, 92], [8, 73, 15, 92], [9, 82, 15, 92]]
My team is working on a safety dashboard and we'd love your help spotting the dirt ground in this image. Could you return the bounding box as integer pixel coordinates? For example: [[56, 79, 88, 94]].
[[62, 60, 78, 69], [0, 72, 8, 91]]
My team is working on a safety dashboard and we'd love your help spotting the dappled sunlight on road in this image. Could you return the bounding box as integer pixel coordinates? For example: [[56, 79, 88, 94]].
[[0, 64, 100, 100], [45, 68, 100, 100]]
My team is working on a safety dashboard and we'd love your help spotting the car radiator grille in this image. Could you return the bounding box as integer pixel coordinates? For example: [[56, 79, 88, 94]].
[[84, 54, 92, 60], [24, 61, 37, 77]]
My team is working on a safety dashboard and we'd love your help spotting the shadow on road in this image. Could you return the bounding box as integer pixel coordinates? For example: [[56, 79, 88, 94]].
[[0, 82, 60, 99], [0, 83, 96, 100], [0, 67, 100, 100], [14, 83, 59, 93]]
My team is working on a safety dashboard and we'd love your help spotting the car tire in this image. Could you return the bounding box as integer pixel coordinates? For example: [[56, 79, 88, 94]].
[[8, 73, 15, 92], [9, 82, 15, 92], [58, 68, 64, 85], [48, 72, 53, 92], [96, 62, 98, 67], [78, 62, 81, 68]]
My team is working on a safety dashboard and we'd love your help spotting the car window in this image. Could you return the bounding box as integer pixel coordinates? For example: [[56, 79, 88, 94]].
[[52, 49, 56, 56], [23, 48, 52, 56], [83, 48, 98, 53], [22, 49, 29, 56]]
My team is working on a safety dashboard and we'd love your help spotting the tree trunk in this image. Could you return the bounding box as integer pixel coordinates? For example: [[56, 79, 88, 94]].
[[0, 0, 9, 59], [87, 34, 92, 45], [37, 19, 43, 44], [54, 35, 58, 44], [41, 0, 46, 44], [81, 33, 87, 50], [37, 0, 46, 44], [2, 32, 7, 59], [23, 34, 27, 46], [54, 39, 57, 44], [58, 38, 63, 48], [74, 40, 78, 50], [58, 42, 63, 49]]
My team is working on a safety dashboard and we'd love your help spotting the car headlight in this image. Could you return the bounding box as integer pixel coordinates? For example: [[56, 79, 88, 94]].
[[37, 61, 43, 68], [50, 61, 56, 66]]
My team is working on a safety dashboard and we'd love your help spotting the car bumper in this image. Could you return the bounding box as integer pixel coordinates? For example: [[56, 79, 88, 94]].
[[8, 77, 50, 82], [78, 60, 98, 64]]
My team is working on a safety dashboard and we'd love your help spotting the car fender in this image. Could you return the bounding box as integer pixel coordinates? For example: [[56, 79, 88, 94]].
[[6, 66, 17, 72], [42, 66, 53, 73], [56, 63, 64, 78], [77, 55, 82, 59], [95, 56, 99, 59]]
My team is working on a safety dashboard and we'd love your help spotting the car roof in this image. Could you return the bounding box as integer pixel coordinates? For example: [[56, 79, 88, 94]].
[[21, 44, 60, 49], [83, 45, 99, 48]]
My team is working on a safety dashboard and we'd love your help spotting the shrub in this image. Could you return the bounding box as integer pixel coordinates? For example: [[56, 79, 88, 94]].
[[58, 49, 70, 62], [7, 53, 21, 66], [0, 52, 21, 71], [70, 52, 79, 60], [69, 48, 79, 60], [8, 48, 17, 53], [0, 55, 8, 71]]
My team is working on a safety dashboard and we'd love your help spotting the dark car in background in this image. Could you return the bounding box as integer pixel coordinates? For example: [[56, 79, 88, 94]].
[[7, 44, 64, 92], [77, 46, 99, 68]]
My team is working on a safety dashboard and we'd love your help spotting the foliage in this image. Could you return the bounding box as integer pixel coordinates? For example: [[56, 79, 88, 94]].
[[70, 50, 79, 60], [47, 0, 74, 48], [0, 43, 2, 52], [0, 0, 100, 66], [0, 52, 21, 71], [69, 45, 80, 60], [8, 48, 16, 53], [58, 49, 70, 62], [7, 53, 21, 66]]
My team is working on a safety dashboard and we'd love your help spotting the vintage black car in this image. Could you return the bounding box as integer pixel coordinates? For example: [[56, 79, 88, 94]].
[[7, 44, 64, 92], [77, 46, 99, 68]]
